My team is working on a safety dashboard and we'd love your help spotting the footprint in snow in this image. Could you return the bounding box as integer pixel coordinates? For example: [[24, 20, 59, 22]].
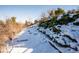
[[16, 39, 28, 42], [34, 33, 38, 35], [28, 30, 32, 34]]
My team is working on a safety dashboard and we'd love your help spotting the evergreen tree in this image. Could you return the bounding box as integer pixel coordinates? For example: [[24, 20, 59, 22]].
[[55, 8, 65, 16]]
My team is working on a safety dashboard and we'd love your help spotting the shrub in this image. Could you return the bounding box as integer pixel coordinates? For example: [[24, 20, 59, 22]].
[[48, 17, 57, 28], [38, 21, 48, 29], [0, 20, 4, 25], [73, 14, 79, 19], [57, 14, 76, 25], [55, 8, 65, 16], [34, 20, 39, 24]]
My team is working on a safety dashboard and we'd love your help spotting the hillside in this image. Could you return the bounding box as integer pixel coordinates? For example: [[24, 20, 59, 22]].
[[8, 21, 79, 53], [7, 9, 79, 53], [0, 8, 79, 53]]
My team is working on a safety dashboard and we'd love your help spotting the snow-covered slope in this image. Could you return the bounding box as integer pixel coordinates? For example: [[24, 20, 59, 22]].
[[8, 15, 79, 53], [7, 22, 79, 53], [6, 22, 79, 53], [38, 23, 79, 53], [8, 25, 58, 53]]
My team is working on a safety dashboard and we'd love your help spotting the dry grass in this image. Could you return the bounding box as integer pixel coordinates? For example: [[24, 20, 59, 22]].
[[0, 19, 24, 53], [0, 43, 8, 53]]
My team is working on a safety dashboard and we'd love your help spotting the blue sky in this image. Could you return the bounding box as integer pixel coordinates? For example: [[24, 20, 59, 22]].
[[0, 5, 79, 23]]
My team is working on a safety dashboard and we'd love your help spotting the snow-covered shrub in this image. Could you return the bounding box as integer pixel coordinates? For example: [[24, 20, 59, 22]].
[[73, 22, 79, 26], [57, 14, 76, 25], [52, 27, 61, 34], [73, 14, 79, 20]]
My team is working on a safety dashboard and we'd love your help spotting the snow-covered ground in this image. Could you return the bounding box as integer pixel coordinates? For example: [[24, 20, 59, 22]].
[[38, 23, 79, 53], [8, 25, 58, 53], [7, 21, 79, 53]]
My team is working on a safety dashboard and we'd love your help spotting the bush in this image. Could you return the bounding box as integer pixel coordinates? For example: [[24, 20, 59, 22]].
[[55, 8, 65, 16], [34, 20, 39, 24], [57, 14, 76, 25], [0, 20, 4, 25], [38, 8, 79, 28], [39, 16, 58, 28], [73, 14, 79, 19], [38, 21, 48, 29], [0, 17, 24, 52], [48, 17, 57, 28]]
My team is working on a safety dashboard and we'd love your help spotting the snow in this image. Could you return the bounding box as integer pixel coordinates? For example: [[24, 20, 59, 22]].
[[48, 16, 52, 20], [38, 22, 79, 52], [8, 26, 57, 53], [75, 18, 79, 22], [10, 47, 28, 53], [60, 25, 79, 43], [69, 14, 74, 18], [60, 25, 75, 39], [69, 42, 77, 48], [57, 14, 63, 20]]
